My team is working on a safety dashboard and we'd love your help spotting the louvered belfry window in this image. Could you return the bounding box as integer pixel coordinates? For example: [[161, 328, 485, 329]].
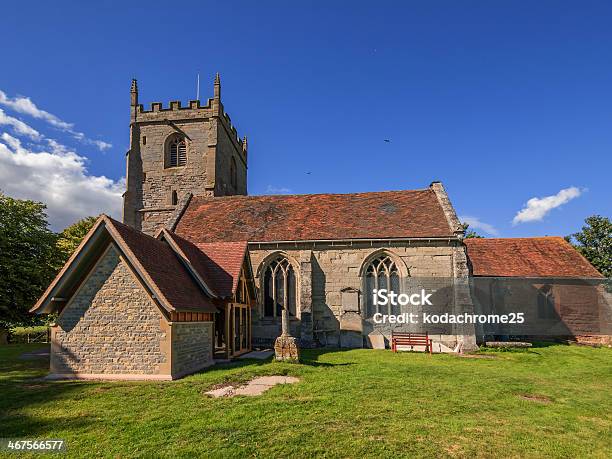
[[169, 137, 187, 167]]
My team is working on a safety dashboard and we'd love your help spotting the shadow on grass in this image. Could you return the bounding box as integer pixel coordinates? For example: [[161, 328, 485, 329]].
[[298, 348, 359, 367], [528, 340, 569, 348], [204, 358, 272, 374], [0, 344, 99, 438]]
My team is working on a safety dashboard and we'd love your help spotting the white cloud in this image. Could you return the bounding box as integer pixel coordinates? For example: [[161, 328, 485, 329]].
[[512, 187, 583, 225], [459, 215, 499, 236], [0, 108, 41, 139], [266, 185, 293, 194], [0, 132, 124, 230], [0, 90, 73, 130], [0, 89, 111, 151]]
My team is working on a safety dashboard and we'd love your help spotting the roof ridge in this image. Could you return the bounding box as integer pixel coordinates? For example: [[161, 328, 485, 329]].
[[190, 188, 432, 201], [466, 236, 565, 241]]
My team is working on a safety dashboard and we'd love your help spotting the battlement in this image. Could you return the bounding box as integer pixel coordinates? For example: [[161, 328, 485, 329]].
[[221, 111, 243, 150], [137, 98, 213, 113], [131, 74, 246, 153]]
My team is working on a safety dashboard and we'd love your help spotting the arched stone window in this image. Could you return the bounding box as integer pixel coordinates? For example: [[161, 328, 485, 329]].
[[166, 134, 187, 168], [363, 254, 402, 317], [230, 156, 237, 189], [262, 256, 297, 319]]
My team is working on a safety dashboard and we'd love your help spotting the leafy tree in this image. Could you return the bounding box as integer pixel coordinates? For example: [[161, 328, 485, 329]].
[[566, 215, 611, 277], [55, 216, 98, 267], [461, 223, 484, 239], [0, 193, 58, 328]]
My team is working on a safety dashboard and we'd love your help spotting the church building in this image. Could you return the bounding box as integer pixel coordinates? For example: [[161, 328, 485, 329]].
[[32, 76, 606, 380]]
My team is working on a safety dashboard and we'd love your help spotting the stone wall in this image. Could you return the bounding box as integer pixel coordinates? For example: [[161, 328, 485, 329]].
[[171, 322, 214, 378], [248, 240, 467, 348], [123, 83, 248, 235], [214, 116, 247, 196], [51, 245, 170, 376]]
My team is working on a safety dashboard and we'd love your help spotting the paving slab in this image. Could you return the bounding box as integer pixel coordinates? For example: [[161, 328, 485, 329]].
[[19, 348, 50, 360], [205, 375, 299, 398]]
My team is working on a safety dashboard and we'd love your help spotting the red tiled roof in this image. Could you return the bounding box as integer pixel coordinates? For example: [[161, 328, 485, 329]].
[[106, 218, 218, 312], [163, 230, 247, 299], [174, 189, 454, 243], [194, 241, 248, 298], [465, 237, 603, 278]]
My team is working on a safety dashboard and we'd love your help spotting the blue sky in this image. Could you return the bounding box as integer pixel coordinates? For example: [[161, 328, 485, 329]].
[[0, 1, 610, 235]]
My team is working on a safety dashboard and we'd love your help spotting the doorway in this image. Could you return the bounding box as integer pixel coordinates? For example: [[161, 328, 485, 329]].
[[215, 302, 251, 359]]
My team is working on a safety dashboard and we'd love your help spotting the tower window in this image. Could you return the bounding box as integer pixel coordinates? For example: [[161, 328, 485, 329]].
[[171, 190, 178, 206], [142, 136, 146, 145], [166, 135, 187, 168]]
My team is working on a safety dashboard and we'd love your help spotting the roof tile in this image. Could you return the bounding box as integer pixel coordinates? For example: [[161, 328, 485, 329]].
[[107, 217, 218, 312], [465, 237, 603, 278], [164, 231, 247, 298], [174, 189, 454, 243]]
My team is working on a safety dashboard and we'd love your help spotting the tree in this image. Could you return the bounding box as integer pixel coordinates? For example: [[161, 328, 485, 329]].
[[55, 216, 98, 267], [566, 215, 611, 278], [0, 193, 58, 328], [461, 223, 484, 239]]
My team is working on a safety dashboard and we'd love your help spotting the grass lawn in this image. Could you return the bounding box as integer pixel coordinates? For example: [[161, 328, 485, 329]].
[[0, 343, 610, 458]]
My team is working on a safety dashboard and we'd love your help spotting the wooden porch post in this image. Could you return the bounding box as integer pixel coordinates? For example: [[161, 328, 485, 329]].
[[225, 304, 231, 359]]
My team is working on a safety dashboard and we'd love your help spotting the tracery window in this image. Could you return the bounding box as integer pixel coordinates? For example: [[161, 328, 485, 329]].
[[364, 254, 401, 317], [167, 135, 187, 167], [262, 256, 297, 318]]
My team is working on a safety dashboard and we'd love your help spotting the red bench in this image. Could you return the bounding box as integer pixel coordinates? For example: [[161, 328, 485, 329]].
[[391, 332, 432, 354]]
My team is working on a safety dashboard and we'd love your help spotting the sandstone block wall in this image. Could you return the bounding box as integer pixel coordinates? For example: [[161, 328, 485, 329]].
[[51, 245, 169, 376], [248, 241, 463, 347], [124, 93, 247, 235], [171, 322, 214, 378], [214, 118, 247, 196]]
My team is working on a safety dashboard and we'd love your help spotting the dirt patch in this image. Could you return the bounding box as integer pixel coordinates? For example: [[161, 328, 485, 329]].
[[518, 394, 552, 404], [205, 376, 299, 398]]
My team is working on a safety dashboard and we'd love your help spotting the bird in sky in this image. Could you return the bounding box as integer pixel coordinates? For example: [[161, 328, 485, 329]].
[[305, 171, 312, 175], [384, 139, 391, 143]]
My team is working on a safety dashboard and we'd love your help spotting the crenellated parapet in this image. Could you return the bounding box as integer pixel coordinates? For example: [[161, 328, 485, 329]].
[[131, 74, 246, 156]]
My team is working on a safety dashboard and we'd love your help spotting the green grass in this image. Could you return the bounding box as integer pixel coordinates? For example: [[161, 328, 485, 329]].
[[0, 344, 610, 458]]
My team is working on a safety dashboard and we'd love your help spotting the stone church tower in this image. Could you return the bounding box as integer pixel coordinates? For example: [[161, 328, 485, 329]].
[[123, 74, 247, 234]]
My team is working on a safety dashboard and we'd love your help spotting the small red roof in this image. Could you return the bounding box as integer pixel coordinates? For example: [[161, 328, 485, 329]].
[[174, 189, 454, 243], [104, 218, 218, 312], [163, 230, 247, 299], [465, 237, 603, 278], [32, 216, 219, 314]]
